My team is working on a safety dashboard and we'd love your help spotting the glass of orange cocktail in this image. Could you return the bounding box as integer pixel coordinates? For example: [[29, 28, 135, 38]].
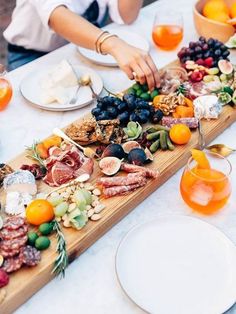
[[180, 151, 232, 215], [152, 10, 183, 50], [0, 65, 12, 111]]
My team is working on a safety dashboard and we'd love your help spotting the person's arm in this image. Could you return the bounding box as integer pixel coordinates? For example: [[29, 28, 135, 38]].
[[49, 6, 160, 89], [118, 0, 143, 24]]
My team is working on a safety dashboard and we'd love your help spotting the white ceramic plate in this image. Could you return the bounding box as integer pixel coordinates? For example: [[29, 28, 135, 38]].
[[116, 215, 236, 314], [20, 65, 103, 111], [78, 29, 150, 67]]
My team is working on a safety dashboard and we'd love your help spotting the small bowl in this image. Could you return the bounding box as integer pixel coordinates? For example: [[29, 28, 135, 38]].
[[193, 0, 235, 43]]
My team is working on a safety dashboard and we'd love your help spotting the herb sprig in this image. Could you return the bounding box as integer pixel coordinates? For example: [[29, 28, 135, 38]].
[[26, 142, 46, 168], [52, 220, 68, 278]]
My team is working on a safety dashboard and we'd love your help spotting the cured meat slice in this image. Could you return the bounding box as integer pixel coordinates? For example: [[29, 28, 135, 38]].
[[0, 225, 28, 240], [19, 246, 41, 266], [121, 163, 159, 179], [1, 235, 28, 251], [44, 162, 74, 187], [75, 157, 94, 177], [162, 117, 199, 129], [103, 179, 147, 197], [0, 247, 20, 258], [98, 173, 145, 187], [3, 217, 25, 231], [2, 256, 23, 273]]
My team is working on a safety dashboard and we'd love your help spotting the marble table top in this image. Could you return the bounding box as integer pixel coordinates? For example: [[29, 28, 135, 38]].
[[1, 1, 236, 313]]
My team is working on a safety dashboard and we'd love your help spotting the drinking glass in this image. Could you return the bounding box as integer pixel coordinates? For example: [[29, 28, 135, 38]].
[[0, 65, 12, 111], [152, 10, 183, 50], [180, 151, 232, 215]]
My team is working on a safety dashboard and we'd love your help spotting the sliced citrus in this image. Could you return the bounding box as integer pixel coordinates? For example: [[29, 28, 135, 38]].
[[191, 149, 210, 169]]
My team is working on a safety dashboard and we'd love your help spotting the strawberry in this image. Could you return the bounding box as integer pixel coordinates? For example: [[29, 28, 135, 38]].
[[196, 59, 204, 66], [190, 71, 203, 82], [204, 57, 213, 68]]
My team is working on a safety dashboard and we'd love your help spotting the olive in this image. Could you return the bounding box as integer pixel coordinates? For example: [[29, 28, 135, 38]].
[[91, 107, 101, 117], [140, 92, 150, 101], [118, 111, 129, 124], [132, 83, 141, 91], [141, 83, 149, 92], [150, 89, 159, 99], [106, 106, 118, 118], [136, 89, 142, 97], [117, 101, 128, 113], [127, 88, 135, 94], [96, 112, 110, 120]]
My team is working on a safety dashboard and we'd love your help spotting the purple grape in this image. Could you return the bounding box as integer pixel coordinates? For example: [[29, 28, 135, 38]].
[[195, 53, 203, 59], [199, 36, 206, 42], [189, 42, 196, 49], [202, 44, 208, 51], [195, 46, 202, 53], [214, 49, 221, 57], [222, 50, 230, 57]]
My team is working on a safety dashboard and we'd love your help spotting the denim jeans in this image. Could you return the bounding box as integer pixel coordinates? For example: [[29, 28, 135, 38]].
[[7, 50, 47, 71]]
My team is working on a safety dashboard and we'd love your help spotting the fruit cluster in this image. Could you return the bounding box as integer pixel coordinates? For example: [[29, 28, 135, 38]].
[[91, 94, 163, 125], [127, 82, 159, 101], [177, 37, 230, 67]]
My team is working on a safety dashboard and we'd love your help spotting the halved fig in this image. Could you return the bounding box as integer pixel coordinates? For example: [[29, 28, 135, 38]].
[[122, 141, 141, 154], [99, 157, 122, 176], [101, 144, 125, 159]]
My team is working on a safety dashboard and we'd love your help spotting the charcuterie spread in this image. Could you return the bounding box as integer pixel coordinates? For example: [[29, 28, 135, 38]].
[[1, 36, 236, 313]]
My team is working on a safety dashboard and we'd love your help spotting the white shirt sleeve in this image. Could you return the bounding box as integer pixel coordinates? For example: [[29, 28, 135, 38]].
[[29, 0, 76, 31], [106, 0, 124, 24]]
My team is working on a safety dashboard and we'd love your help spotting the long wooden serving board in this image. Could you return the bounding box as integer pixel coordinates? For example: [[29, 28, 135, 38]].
[[1, 61, 236, 314]]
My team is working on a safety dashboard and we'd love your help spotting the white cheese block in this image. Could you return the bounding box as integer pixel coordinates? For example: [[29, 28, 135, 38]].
[[3, 170, 37, 195], [193, 95, 222, 120], [5, 191, 30, 216]]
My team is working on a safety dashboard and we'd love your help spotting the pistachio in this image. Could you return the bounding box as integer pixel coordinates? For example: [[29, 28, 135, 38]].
[[92, 200, 100, 207], [91, 213, 102, 221]]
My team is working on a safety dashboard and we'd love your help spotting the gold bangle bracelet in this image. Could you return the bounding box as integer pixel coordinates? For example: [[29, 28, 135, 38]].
[[95, 31, 109, 53], [98, 34, 118, 55]]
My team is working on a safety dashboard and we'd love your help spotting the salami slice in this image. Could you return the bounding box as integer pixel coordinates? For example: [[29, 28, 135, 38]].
[[161, 117, 199, 129], [121, 163, 159, 179], [103, 179, 147, 197], [19, 246, 41, 267], [98, 173, 146, 187], [1, 235, 27, 251], [0, 225, 28, 240], [2, 256, 23, 273], [3, 217, 25, 231], [0, 247, 20, 258]]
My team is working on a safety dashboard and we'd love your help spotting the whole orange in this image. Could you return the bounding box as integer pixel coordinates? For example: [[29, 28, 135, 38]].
[[26, 199, 54, 225], [203, 0, 229, 17], [230, 2, 236, 18], [169, 124, 191, 145]]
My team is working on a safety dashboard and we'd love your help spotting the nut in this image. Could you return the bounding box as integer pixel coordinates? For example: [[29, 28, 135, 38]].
[[84, 183, 95, 191], [55, 217, 62, 222], [66, 187, 72, 194], [51, 192, 59, 197], [63, 220, 71, 228], [91, 213, 102, 221], [186, 60, 195, 65], [61, 192, 70, 199], [86, 205, 92, 211], [92, 200, 100, 207], [92, 195, 99, 202], [87, 209, 95, 218], [79, 183, 85, 188], [92, 188, 101, 196], [68, 203, 77, 212], [62, 214, 69, 221], [94, 204, 105, 214]]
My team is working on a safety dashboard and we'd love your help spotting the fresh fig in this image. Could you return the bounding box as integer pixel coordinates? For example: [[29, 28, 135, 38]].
[[144, 148, 154, 163], [128, 148, 146, 166], [122, 141, 141, 154], [218, 60, 233, 75], [102, 144, 125, 159], [99, 157, 122, 176]]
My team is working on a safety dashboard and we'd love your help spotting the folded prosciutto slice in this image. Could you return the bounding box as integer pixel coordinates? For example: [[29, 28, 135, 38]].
[[43, 144, 93, 187]]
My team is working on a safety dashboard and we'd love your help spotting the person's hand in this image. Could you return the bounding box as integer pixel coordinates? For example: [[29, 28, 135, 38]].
[[102, 36, 160, 91]]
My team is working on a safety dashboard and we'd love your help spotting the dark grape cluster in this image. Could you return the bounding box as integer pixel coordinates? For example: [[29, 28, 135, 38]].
[[177, 36, 230, 67], [91, 94, 163, 125]]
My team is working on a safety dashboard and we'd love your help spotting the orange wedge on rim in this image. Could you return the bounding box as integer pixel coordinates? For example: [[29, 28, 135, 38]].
[[191, 149, 210, 169]]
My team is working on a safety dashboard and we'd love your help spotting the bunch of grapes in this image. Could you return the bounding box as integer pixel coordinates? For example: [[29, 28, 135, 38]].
[[177, 37, 230, 67]]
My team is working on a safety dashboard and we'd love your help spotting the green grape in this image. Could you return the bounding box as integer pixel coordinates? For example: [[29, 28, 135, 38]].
[[54, 202, 69, 217], [207, 67, 219, 75], [48, 195, 63, 206], [80, 189, 92, 205]]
